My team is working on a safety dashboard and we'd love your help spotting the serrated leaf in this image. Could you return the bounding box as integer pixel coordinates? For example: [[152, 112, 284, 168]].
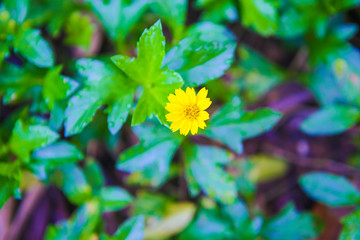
[[31, 141, 84, 168], [164, 31, 236, 86], [203, 96, 282, 153], [184, 144, 237, 204], [100, 186, 133, 212], [300, 172, 360, 206], [117, 123, 182, 186], [301, 105, 360, 136], [14, 29, 54, 67], [9, 119, 59, 162], [111, 20, 183, 125]]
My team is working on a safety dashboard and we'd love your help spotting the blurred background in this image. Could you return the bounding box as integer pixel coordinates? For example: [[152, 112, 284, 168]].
[[1, 0, 360, 239]]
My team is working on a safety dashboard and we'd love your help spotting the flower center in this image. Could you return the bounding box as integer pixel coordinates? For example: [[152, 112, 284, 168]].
[[184, 105, 199, 120]]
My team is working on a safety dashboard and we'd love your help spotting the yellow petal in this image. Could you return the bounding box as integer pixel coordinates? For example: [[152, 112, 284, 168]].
[[196, 118, 207, 129], [175, 88, 189, 105], [165, 103, 183, 112], [198, 98, 212, 110], [168, 93, 182, 105], [180, 120, 188, 135], [184, 120, 192, 136], [186, 87, 196, 105], [196, 87, 208, 103], [170, 118, 184, 132], [166, 112, 183, 122], [198, 111, 209, 121], [191, 120, 198, 135]]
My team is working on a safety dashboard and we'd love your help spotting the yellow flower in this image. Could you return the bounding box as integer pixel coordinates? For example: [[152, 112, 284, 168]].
[[165, 87, 212, 136]]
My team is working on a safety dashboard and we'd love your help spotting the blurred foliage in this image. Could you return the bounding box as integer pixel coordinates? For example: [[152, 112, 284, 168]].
[[0, 0, 360, 239]]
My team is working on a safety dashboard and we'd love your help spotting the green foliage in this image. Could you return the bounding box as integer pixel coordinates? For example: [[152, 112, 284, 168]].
[[111, 20, 183, 125], [164, 22, 236, 86], [1, 0, 360, 239], [300, 172, 360, 206], [184, 144, 236, 204], [203, 96, 282, 153], [85, 0, 148, 46], [101, 215, 145, 240], [301, 105, 360, 135]]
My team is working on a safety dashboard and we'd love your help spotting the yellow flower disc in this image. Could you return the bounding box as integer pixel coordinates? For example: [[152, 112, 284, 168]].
[[165, 87, 212, 136]]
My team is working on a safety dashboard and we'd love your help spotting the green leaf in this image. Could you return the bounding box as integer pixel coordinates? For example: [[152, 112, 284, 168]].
[[85, 0, 148, 43], [42, 66, 72, 110], [186, 21, 236, 42], [100, 186, 133, 212], [164, 30, 236, 86], [45, 200, 101, 240], [145, 202, 196, 239], [240, 0, 278, 36], [64, 12, 95, 49], [300, 172, 360, 206], [111, 20, 183, 125], [151, 0, 187, 41], [0, 162, 21, 208], [196, 0, 238, 23], [31, 141, 83, 169], [236, 46, 284, 102], [260, 203, 318, 240], [107, 92, 133, 135], [14, 29, 54, 67], [69, 58, 134, 135], [51, 164, 92, 205], [4, 0, 28, 23], [64, 90, 103, 137], [179, 208, 234, 240], [301, 105, 360, 136], [0, 41, 9, 66], [203, 96, 282, 153], [102, 215, 145, 240], [84, 159, 105, 192], [9, 119, 59, 162], [339, 208, 360, 240], [117, 123, 182, 186], [184, 144, 236, 204]]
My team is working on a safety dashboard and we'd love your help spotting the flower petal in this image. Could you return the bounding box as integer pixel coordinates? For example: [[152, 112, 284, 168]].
[[196, 87, 208, 103], [196, 118, 207, 129], [165, 103, 183, 112], [198, 98, 212, 110], [166, 112, 183, 122], [191, 120, 198, 135], [198, 111, 209, 121], [170, 118, 184, 132], [186, 87, 196, 105], [175, 88, 189, 105]]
